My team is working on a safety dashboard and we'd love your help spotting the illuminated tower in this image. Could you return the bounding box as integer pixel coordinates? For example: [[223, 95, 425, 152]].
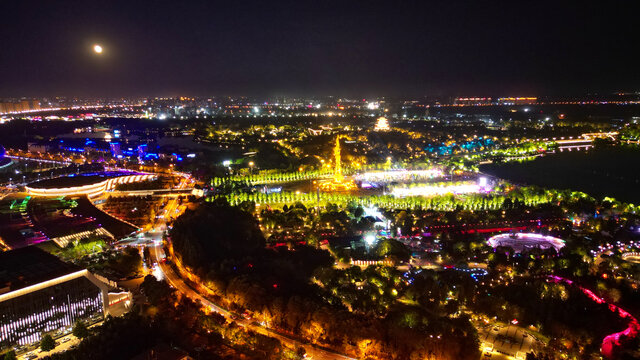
[[319, 135, 356, 191], [333, 135, 344, 183], [374, 116, 390, 131]]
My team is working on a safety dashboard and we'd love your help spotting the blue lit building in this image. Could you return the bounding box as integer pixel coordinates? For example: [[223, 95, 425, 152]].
[[0, 144, 11, 169]]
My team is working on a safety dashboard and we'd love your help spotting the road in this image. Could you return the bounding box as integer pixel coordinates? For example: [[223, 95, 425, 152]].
[[109, 188, 194, 197], [155, 175, 190, 226], [149, 242, 356, 360], [69, 168, 355, 360], [143, 173, 357, 359]]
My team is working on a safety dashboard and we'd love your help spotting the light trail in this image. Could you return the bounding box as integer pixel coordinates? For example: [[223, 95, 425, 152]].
[[548, 276, 639, 358]]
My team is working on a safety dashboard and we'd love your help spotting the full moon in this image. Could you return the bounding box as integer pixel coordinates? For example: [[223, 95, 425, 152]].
[[93, 44, 103, 54]]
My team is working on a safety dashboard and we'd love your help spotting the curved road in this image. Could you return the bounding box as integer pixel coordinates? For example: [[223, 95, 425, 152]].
[[149, 244, 356, 360], [117, 170, 353, 359]]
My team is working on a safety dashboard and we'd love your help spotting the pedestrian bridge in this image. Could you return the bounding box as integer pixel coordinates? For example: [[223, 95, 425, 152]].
[[107, 188, 195, 196]]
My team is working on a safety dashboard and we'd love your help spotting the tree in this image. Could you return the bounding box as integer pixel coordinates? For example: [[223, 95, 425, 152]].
[[170, 202, 265, 268], [374, 239, 410, 262], [140, 275, 172, 305], [72, 319, 89, 339], [40, 334, 56, 352], [526, 352, 540, 360], [109, 247, 143, 277], [3, 351, 17, 360]]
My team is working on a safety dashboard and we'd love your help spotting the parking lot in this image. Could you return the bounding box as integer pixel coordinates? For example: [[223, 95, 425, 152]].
[[18, 334, 81, 359]]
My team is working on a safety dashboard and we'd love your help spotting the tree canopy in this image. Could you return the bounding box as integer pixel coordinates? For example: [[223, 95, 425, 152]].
[[40, 334, 55, 352], [72, 320, 89, 339], [170, 202, 265, 268]]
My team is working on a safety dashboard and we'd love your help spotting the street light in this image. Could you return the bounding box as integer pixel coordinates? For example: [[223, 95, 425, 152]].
[[223, 160, 232, 175], [364, 234, 376, 247]]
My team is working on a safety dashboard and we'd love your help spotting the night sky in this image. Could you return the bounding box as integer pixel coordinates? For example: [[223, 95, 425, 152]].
[[1, 1, 638, 98]]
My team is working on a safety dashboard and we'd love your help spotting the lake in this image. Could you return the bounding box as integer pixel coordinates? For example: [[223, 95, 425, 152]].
[[480, 147, 640, 204]]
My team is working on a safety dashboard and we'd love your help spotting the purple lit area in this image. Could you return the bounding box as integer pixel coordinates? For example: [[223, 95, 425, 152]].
[[549, 276, 640, 358], [487, 233, 566, 253]]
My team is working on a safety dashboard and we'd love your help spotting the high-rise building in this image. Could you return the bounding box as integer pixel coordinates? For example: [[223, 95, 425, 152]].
[[0, 99, 41, 114]]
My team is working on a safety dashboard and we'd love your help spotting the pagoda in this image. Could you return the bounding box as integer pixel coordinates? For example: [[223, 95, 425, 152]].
[[319, 136, 356, 191]]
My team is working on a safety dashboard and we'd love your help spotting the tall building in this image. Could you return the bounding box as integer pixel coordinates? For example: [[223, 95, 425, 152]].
[[0, 99, 41, 114], [0, 247, 119, 350], [110, 142, 122, 157]]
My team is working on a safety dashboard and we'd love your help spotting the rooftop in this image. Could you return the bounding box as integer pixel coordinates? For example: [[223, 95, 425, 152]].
[[27, 171, 141, 189], [0, 246, 81, 294]]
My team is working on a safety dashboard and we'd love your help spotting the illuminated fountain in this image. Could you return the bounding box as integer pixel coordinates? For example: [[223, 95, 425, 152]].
[[319, 136, 356, 191]]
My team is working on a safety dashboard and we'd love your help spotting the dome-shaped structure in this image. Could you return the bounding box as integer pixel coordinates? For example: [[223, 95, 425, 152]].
[[487, 232, 565, 253]]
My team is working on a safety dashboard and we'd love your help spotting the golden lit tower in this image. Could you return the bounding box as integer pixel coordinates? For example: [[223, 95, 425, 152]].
[[374, 116, 390, 131], [333, 135, 344, 183], [319, 135, 356, 191]]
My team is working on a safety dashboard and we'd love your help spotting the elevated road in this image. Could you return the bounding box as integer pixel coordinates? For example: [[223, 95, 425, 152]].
[[108, 188, 194, 197]]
